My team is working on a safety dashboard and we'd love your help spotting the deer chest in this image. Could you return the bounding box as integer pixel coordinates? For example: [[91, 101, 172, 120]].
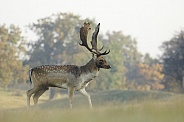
[[77, 72, 99, 89]]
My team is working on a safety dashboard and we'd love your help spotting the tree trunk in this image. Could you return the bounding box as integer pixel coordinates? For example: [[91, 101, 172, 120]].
[[181, 76, 184, 93]]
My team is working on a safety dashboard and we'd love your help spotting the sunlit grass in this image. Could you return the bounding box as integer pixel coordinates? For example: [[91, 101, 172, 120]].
[[0, 90, 184, 122], [1, 98, 184, 122], [0, 90, 26, 109], [0, 89, 50, 109]]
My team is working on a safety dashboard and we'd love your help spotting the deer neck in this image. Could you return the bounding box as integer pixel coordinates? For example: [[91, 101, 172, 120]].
[[81, 58, 99, 76]]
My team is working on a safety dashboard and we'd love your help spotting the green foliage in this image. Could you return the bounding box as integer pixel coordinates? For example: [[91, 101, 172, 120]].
[[96, 31, 139, 90], [160, 31, 184, 92], [0, 25, 29, 88], [27, 13, 95, 67]]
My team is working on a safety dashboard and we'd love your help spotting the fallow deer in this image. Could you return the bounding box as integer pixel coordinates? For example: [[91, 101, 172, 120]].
[[26, 22, 111, 109]]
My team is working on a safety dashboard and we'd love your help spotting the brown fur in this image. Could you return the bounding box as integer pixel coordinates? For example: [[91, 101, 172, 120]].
[[27, 56, 110, 108]]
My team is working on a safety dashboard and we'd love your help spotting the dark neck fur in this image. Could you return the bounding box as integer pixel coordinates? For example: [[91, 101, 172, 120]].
[[81, 58, 99, 74]]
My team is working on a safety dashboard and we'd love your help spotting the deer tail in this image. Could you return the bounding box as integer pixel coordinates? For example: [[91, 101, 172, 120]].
[[29, 69, 33, 85]]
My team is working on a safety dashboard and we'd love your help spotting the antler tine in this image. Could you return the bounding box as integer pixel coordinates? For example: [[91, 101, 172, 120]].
[[79, 22, 96, 53], [92, 23, 110, 57], [79, 22, 90, 46], [98, 46, 104, 51], [98, 49, 110, 56], [91, 23, 99, 51], [79, 22, 110, 56], [91, 23, 104, 52]]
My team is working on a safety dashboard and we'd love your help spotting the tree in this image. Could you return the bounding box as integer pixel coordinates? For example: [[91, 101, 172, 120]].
[[0, 24, 29, 88], [160, 31, 184, 92], [136, 63, 164, 90], [95, 31, 142, 90], [27, 13, 95, 67]]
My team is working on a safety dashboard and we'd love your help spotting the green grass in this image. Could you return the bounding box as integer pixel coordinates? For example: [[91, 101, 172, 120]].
[[0, 90, 26, 109], [0, 90, 184, 122], [39, 90, 173, 109]]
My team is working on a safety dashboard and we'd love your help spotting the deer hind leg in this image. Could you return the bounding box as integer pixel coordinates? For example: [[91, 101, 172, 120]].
[[78, 88, 92, 109], [33, 88, 48, 106], [26, 87, 39, 109], [68, 87, 74, 109]]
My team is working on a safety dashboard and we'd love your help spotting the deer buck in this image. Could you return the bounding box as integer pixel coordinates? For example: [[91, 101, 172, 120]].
[[26, 22, 111, 109]]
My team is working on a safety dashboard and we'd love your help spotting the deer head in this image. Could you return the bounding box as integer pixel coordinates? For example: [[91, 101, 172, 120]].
[[79, 22, 111, 69]]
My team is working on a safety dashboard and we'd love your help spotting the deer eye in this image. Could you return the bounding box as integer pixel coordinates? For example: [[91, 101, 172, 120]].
[[99, 60, 103, 64]]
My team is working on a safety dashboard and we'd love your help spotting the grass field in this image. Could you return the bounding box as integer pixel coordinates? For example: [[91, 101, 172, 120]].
[[0, 89, 184, 122]]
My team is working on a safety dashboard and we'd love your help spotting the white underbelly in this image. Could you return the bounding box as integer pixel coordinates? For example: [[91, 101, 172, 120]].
[[57, 83, 68, 89]]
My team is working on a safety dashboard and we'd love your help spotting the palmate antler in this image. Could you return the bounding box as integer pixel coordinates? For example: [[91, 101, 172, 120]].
[[79, 22, 110, 57]]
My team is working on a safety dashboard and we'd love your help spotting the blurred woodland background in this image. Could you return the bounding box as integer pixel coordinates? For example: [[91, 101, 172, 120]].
[[1, 13, 184, 95]]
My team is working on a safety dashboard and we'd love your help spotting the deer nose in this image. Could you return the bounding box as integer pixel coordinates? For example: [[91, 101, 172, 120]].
[[107, 65, 111, 69]]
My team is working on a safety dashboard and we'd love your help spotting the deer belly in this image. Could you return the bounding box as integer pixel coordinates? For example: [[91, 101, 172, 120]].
[[47, 73, 68, 87]]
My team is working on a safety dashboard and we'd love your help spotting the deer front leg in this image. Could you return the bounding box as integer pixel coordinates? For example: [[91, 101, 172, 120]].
[[78, 88, 92, 109], [68, 87, 74, 109]]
